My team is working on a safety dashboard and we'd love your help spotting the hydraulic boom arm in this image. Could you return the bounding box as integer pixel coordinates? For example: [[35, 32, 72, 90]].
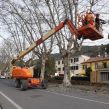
[[11, 19, 79, 64], [12, 16, 104, 65]]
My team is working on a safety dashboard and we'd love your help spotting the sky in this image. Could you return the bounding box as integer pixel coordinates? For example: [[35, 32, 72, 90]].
[[0, 0, 109, 47], [80, 0, 109, 46], [0, 18, 109, 48]]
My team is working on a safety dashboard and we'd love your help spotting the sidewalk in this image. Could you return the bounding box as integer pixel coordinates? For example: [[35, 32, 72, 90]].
[[47, 83, 109, 96]]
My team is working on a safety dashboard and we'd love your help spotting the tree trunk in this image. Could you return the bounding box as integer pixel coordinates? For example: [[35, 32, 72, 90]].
[[63, 54, 72, 87], [40, 56, 46, 81]]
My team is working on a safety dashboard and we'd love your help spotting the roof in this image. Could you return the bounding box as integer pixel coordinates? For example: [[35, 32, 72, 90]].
[[51, 53, 62, 60], [82, 56, 109, 64], [51, 52, 88, 60], [51, 44, 109, 60]]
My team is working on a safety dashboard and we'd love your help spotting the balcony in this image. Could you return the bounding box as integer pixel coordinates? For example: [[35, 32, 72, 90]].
[[96, 65, 109, 70]]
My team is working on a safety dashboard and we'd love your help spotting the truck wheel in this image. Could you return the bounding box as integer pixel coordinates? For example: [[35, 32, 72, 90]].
[[41, 79, 48, 89], [15, 79, 20, 88], [20, 80, 28, 91]]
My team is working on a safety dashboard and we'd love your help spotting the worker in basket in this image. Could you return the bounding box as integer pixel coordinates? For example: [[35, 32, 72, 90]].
[[95, 13, 106, 31], [78, 11, 95, 28], [85, 12, 95, 27]]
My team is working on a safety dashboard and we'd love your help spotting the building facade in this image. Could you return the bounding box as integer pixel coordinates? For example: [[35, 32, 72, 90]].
[[55, 55, 90, 77], [81, 56, 109, 83]]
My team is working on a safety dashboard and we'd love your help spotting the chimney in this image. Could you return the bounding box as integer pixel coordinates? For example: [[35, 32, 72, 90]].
[[104, 47, 108, 57]]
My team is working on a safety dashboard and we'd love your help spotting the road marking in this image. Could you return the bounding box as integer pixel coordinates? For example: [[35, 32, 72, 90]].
[[42, 90, 109, 105], [0, 91, 23, 109]]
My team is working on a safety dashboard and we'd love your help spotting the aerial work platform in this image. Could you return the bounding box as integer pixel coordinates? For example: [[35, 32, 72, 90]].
[[78, 24, 103, 41]]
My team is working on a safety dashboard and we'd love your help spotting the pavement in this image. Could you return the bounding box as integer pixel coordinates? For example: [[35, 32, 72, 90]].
[[0, 79, 109, 109]]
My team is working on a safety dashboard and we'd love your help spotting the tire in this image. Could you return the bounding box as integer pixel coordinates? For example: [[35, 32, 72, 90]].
[[20, 80, 28, 91], [15, 79, 20, 88], [41, 79, 48, 89]]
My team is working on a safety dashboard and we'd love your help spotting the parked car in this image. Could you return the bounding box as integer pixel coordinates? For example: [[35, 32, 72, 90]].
[[0, 75, 6, 79]]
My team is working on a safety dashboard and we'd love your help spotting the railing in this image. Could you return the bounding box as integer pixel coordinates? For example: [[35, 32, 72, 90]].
[[96, 65, 109, 69]]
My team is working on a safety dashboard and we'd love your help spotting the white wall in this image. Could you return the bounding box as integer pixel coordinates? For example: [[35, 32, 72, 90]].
[[55, 55, 90, 77]]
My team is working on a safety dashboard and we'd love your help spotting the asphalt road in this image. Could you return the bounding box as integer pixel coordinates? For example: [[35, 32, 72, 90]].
[[0, 79, 109, 109]]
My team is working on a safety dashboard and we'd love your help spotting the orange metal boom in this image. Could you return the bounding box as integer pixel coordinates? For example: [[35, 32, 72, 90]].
[[11, 19, 103, 64], [11, 19, 79, 64]]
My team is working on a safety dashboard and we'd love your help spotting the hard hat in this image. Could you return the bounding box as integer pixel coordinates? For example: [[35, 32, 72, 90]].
[[96, 13, 100, 16]]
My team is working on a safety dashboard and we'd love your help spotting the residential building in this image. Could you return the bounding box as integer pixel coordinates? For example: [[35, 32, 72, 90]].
[[54, 53, 90, 77], [81, 56, 109, 83]]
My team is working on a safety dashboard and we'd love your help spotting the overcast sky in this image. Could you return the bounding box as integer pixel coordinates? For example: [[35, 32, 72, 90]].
[[0, 0, 109, 47]]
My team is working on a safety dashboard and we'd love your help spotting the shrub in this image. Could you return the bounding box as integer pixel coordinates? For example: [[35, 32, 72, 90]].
[[86, 67, 92, 78], [52, 76, 63, 80], [71, 76, 90, 81]]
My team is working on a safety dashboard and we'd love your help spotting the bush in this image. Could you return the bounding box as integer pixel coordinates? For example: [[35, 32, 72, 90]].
[[48, 76, 63, 84], [86, 67, 92, 78], [52, 76, 63, 80], [71, 76, 90, 81]]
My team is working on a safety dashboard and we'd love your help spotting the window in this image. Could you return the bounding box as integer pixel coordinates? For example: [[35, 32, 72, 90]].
[[63, 67, 64, 71], [103, 62, 107, 68], [62, 61, 64, 64], [71, 66, 78, 70], [71, 66, 74, 70], [101, 72, 109, 81], [75, 66, 78, 70], [71, 59, 73, 63], [77, 58, 79, 62], [58, 61, 60, 65], [83, 65, 84, 69], [83, 65, 87, 70], [74, 58, 79, 62], [95, 63, 98, 69], [58, 68, 61, 71]]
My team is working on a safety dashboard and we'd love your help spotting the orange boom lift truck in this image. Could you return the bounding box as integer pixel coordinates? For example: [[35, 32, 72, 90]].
[[10, 15, 103, 91]]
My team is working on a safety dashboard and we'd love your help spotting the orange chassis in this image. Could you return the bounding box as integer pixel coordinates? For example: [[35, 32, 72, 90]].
[[12, 67, 47, 91]]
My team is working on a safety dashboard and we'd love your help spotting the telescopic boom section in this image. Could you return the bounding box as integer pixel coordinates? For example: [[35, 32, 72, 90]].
[[11, 19, 79, 64]]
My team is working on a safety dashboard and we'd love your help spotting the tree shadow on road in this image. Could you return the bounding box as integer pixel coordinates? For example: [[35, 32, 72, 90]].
[[0, 104, 3, 109]]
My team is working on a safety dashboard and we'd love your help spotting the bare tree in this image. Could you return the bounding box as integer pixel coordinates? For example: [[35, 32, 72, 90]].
[[0, 0, 108, 86], [0, 0, 56, 81], [43, 0, 108, 86], [0, 37, 16, 71]]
